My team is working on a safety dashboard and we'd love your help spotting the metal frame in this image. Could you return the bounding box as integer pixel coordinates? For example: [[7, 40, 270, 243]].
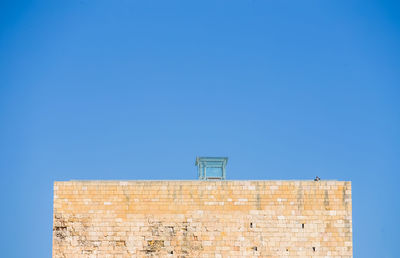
[[195, 157, 228, 180]]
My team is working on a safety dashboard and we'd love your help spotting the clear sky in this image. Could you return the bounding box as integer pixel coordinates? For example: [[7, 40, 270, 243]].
[[0, 0, 399, 257]]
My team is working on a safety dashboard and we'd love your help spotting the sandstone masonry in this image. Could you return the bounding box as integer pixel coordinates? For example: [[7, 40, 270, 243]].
[[53, 180, 352, 257]]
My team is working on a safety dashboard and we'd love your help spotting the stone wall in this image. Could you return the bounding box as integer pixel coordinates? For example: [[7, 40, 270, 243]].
[[53, 180, 352, 257]]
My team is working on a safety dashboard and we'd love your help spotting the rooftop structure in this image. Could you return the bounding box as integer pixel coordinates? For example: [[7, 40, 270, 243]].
[[195, 157, 228, 180]]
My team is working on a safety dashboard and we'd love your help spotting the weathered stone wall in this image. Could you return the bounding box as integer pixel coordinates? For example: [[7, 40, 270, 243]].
[[53, 180, 352, 257]]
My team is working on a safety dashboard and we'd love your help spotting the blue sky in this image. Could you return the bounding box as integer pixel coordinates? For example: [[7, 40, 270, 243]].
[[0, 0, 399, 257]]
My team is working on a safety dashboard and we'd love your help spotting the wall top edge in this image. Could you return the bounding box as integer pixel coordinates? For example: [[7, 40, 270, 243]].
[[54, 180, 351, 183]]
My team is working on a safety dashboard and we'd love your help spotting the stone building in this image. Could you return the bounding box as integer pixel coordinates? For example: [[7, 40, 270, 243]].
[[53, 158, 352, 257]]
